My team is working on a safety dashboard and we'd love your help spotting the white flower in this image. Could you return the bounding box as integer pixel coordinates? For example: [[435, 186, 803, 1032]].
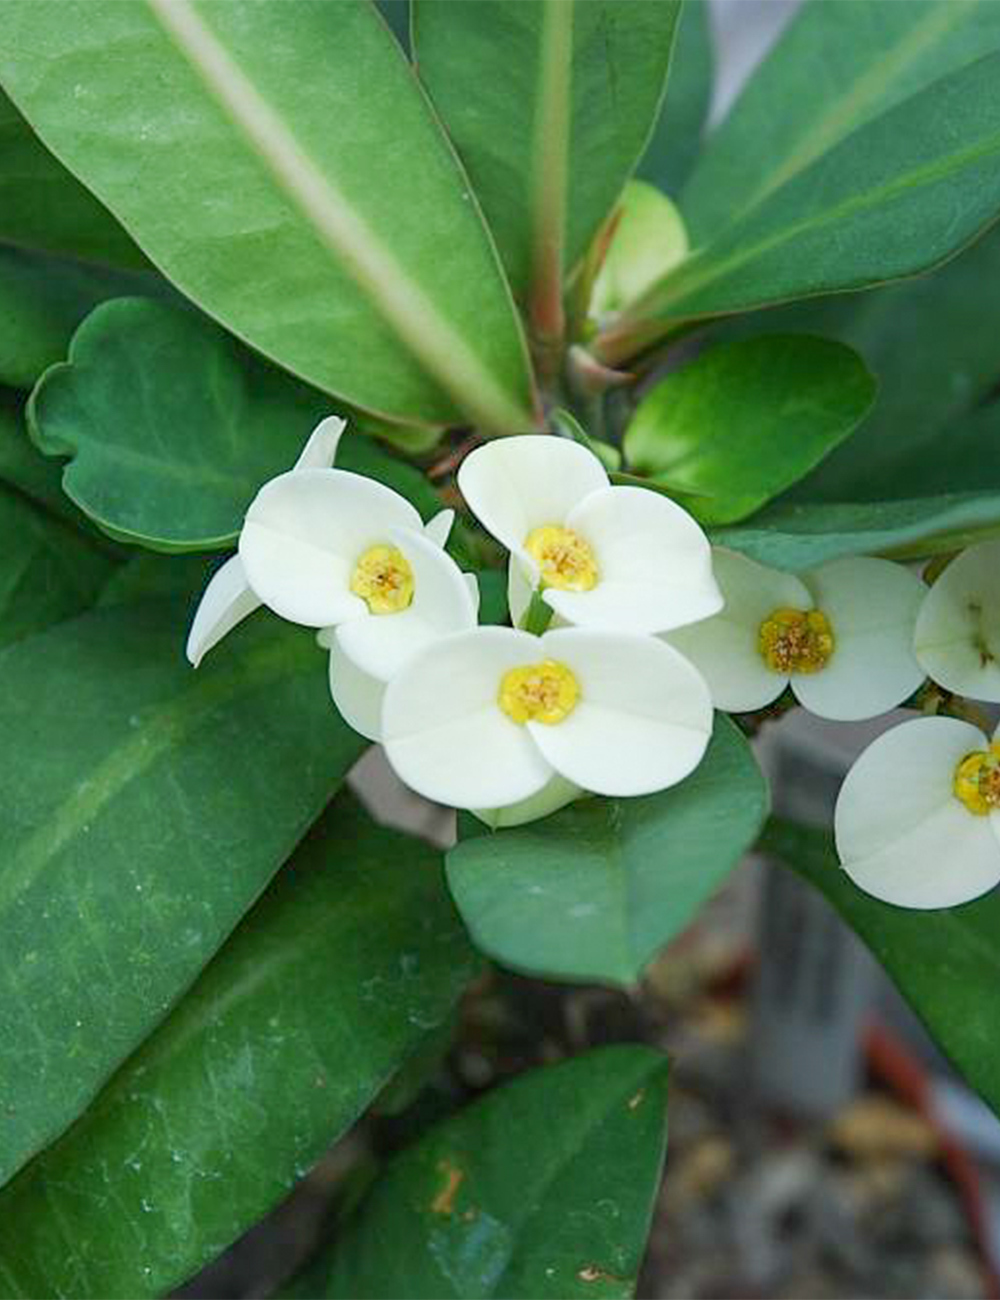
[[914, 540, 1000, 702], [457, 435, 721, 635], [187, 415, 461, 668], [317, 525, 478, 741], [665, 548, 926, 721], [835, 715, 1000, 909], [381, 625, 713, 815]]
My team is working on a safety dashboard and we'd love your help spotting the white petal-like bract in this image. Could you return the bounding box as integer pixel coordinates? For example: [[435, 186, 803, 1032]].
[[457, 434, 609, 558], [382, 625, 713, 811], [239, 467, 421, 627], [914, 541, 1000, 702], [835, 715, 1000, 909], [185, 554, 262, 667], [664, 548, 810, 712], [792, 556, 925, 721]]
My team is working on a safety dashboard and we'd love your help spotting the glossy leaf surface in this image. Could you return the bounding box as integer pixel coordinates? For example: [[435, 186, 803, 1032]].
[[304, 1047, 670, 1299], [447, 717, 767, 985], [0, 0, 534, 428], [0, 601, 364, 1187], [0, 795, 475, 1299]]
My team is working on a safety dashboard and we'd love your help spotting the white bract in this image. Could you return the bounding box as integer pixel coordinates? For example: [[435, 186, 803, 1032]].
[[914, 540, 1000, 702], [381, 625, 713, 815], [186, 416, 463, 686], [835, 715, 1000, 909], [457, 434, 721, 635], [665, 549, 926, 721]]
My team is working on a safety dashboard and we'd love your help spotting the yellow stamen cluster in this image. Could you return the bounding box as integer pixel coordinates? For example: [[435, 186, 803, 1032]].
[[758, 607, 835, 675], [524, 524, 598, 592], [350, 543, 414, 615], [499, 659, 579, 726], [954, 742, 1000, 815]]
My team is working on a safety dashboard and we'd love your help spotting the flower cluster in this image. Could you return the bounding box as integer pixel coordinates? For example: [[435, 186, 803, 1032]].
[[836, 540, 1000, 911], [186, 420, 1000, 909], [189, 422, 723, 827]]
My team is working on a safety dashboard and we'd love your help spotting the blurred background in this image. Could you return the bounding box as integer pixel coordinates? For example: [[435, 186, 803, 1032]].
[[177, 4, 1000, 1296]]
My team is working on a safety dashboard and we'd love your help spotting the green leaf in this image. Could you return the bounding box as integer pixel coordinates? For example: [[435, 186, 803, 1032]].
[[28, 298, 450, 550], [727, 226, 1000, 503], [0, 0, 534, 430], [764, 818, 1000, 1121], [446, 716, 768, 986], [0, 486, 117, 648], [637, 0, 713, 197], [0, 88, 144, 267], [624, 336, 875, 523], [0, 794, 476, 1299], [0, 600, 364, 1188], [0, 392, 80, 525], [28, 297, 331, 550], [682, 0, 1000, 243], [590, 182, 688, 319], [412, 0, 682, 311], [97, 551, 215, 609], [714, 492, 1000, 570], [299, 1046, 670, 1300], [0, 244, 158, 388], [598, 51, 1000, 360]]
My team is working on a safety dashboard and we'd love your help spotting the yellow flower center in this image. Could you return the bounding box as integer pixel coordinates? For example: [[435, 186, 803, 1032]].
[[954, 742, 1000, 815], [524, 524, 598, 592], [349, 543, 414, 615], [758, 607, 835, 674], [499, 659, 579, 726]]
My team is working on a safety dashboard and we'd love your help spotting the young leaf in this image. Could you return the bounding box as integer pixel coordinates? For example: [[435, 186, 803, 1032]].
[[0, 794, 477, 1299], [763, 818, 1000, 1122], [682, 0, 1000, 243], [598, 53, 1000, 360], [412, 0, 682, 317], [714, 492, 1000, 570], [0, 486, 116, 648], [727, 225, 1000, 503], [0, 601, 364, 1189], [446, 716, 768, 986], [0, 0, 535, 430], [637, 0, 714, 197], [295, 1046, 670, 1299], [0, 88, 144, 267], [623, 336, 875, 523]]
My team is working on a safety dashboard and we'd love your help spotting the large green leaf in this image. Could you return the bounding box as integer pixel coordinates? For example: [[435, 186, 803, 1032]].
[[0, 0, 534, 430], [0, 244, 156, 388], [714, 492, 1000, 571], [728, 226, 1000, 502], [623, 336, 875, 523], [0, 485, 116, 648], [0, 600, 364, 1189], [637, 0, 713, 197], [412, 0, 682, 311], [0, 794, 476, 1299], [597, 52, 1000, 361], [298, 1046, 670, 1300], [0, 89, 143, 267], [682, 0, 1000, 243], [446, 716, 768, 986], [764, 818, 1000, 1120]]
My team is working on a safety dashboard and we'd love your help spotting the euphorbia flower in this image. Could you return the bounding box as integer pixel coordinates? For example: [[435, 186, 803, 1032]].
[[665, 549, 926, 721], [187, 415, 459, 665], [317, 525, 478, 741], [381, 625, 713, 815], [457, 435, 721, 635], [914, 540, 1000, 701], [835, 715, 1000, 909]]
